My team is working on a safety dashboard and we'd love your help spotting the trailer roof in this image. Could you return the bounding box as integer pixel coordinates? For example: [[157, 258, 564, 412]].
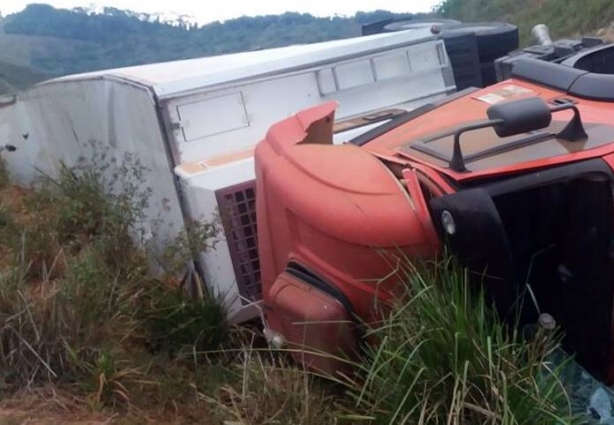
[[43, 28, 438, 99]]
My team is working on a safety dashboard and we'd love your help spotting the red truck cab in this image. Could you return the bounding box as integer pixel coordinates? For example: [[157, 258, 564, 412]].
[[255, 58, 614, 383]]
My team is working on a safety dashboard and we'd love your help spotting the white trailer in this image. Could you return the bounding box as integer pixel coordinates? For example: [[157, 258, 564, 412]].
[[0, 28, 456, 322]]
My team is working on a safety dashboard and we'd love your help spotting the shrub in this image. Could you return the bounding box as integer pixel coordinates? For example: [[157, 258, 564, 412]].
[[10, 208, 64, 280], [32, 145, 152, 274], [157, 219, 220, 277]]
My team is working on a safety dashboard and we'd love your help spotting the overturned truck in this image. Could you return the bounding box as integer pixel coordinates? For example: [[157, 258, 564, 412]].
[[0, 27, 460, 322], [257, 45, 614, 394], [5, 16, 614, 408]]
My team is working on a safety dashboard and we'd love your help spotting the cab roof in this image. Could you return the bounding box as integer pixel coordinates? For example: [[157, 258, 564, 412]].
[[363, 77, 614, 182]]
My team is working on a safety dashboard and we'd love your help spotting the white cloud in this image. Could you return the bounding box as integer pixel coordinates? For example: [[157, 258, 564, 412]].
[[1, 0, 442, 24]]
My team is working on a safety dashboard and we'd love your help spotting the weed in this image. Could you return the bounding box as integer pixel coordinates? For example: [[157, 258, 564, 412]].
[[31, 143, 152, 274], [0, 247, 143, 402], [157, 219, 220, 277], [11, 210, 64, 280], [0, 156, 9, 191], [337, 259, 578, 425], [140, 276, 228, 357]]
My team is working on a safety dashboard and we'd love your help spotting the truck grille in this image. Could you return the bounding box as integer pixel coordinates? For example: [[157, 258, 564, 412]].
[[216, 181, 261, 303]]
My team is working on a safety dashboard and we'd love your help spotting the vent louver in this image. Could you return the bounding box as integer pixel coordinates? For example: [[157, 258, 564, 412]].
[[216, 181, 261, 303]]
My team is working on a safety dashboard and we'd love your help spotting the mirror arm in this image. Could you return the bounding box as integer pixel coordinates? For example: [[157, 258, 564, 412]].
[[550, 103, 588, 141], [450, 119, 504, 172]]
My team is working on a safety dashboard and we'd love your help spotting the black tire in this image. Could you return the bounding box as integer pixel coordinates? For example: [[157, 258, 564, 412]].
[[361, 19, 394, 36], [480, 61, 498, 86], [443, 32, 484, 90], [383, 18, 461, 33], [443, 22, 519, 60]]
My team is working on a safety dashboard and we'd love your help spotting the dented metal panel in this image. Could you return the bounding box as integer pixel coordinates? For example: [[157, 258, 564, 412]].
[[3, 80, 186, 246]]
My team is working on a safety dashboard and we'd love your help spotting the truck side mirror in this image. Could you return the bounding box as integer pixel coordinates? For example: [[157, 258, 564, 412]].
[[487, 97, 552, 137], [447, 96, 587, 172]]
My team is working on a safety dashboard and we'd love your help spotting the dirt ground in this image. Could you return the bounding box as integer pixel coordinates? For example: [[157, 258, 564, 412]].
[[0, 391, 110, 425], [0, 389, 217, 425]]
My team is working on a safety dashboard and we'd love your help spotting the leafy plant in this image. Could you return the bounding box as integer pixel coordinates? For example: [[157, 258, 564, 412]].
[[157, 218, 220, 277], [30, 143, 152, 274]]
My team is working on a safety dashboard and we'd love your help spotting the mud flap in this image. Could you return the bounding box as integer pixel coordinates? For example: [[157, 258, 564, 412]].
[[429, 188, 522, 320]]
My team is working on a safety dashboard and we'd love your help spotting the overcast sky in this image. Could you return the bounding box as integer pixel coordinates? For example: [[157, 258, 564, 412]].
[[1, 1, 442, 24]]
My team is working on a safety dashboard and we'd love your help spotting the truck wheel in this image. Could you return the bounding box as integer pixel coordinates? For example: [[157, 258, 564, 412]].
[[480, 61, 498, 86], [444, 22, 519, 60], [443, 32, 484, 90]]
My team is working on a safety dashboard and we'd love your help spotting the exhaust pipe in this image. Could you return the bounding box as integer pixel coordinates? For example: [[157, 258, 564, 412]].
[[533, 24, 553, 45]]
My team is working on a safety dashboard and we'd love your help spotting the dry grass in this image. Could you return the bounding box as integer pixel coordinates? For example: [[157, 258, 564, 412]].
[[203, 348, 341, 425]]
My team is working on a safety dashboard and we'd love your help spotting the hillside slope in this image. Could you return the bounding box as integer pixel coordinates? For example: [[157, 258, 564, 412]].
[[6, 1, 614, 94], [0, 60, 48, 94], [438, 0, 614, 44]]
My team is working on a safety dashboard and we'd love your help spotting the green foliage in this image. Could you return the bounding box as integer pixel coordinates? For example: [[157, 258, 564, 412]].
[[4, 0, 614, 90], [338, 260, 578, 425], [437, 0, 614, 45], [158, 219, 220, 277], [0, 246, 139, 398], [140, 276, 228, 357], [1, 5, 429, 78], [12, 208, 63, 280], [32, 144, 152, 274], [0, 60, 48, 95]]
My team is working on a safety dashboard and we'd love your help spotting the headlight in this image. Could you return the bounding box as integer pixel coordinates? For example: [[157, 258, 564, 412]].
[[441, 210, 456, 235]]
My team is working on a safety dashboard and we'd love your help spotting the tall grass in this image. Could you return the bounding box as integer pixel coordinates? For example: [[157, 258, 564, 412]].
[[0, 247, 145, 403], [203, 348, 341, 425], [337, 259, 579, 424], [0, 151, 228, 407]]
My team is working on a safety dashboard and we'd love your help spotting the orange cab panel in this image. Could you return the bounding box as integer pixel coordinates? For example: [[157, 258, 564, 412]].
[[255, 103, 438, 373], [268, 271, 356, 376]]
